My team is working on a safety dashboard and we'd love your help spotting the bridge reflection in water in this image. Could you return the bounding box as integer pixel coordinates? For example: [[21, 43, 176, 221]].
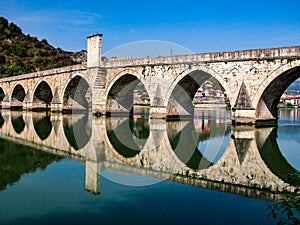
[[0, 109, 299, 204]]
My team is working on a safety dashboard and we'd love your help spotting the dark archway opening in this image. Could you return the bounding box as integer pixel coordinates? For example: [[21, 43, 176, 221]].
[[0, 88, 5, 102], [63, 76, 91, 113], [33, 81, 53, 111], [106, 74, 150, 117], [167, 70, 227, 120], [257, 66, 300, 120], [11, 84, 25, 110]]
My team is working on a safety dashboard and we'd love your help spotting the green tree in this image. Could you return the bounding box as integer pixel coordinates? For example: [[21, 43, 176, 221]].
[[0, 55, 5, 64]]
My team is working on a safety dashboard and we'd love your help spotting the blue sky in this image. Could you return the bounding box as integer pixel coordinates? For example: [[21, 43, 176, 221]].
[[0, 0, 300, 55]]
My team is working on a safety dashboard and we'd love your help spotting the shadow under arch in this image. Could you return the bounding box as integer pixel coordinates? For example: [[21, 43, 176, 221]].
[[106, 74, 149, 116], [256, 127, 300, 186], [106, 117, 150, 158], [0, 87, 5, 102], [63, 114, 91, 150], [11, 112, 25, 134], [32, 81, 53, 111], [166, 70, 227, 119], [11, 84, 26, 109], [63, 75, 91, 112], [256, 66, 300, 119], [32, 113, 52, 140]]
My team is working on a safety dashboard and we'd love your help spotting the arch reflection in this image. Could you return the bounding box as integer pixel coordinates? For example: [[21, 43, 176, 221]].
[[167, 117, 230, 170], [63, 114, 91, 150], [256, 127, 300, 186], [11, 112, 25, 134], [32, 113, 52, 140], [106, 117, 150, 158], [0, 113, 4, 128]]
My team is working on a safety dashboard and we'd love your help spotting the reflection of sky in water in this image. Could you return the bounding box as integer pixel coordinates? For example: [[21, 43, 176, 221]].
[[0, 158, 276, 225], [197, 134, 230, 164], [101, 170, 162, 186], [277, 126, 300, 171]]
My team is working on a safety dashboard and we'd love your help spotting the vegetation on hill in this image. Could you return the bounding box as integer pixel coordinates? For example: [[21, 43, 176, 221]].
[[0, 16, 77, 77]]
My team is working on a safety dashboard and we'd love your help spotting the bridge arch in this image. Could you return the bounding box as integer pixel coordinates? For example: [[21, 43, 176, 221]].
[[254, 61, 300, 119], [106, 69, 150, 115], [165, 66, 232, 117], [11, 84, 26, 108], [62, 75, 92, 111], [32, 80, 54, 110]]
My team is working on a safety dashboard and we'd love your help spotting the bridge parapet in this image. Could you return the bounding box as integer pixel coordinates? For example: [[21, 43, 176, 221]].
[[104, 46, 300, 68], [0, 64, 86, 82]]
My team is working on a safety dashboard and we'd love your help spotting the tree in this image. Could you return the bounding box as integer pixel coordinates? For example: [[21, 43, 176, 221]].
[[0, 17, 8, 33], [8, 22, 22, 35], [0, 55, 5, 64]]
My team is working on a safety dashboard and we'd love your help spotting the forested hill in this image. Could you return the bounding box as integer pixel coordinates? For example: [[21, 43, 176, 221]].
[[0, 16, 83, 78]]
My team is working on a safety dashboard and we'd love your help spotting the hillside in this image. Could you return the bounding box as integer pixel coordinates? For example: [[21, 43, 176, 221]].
[[286, 79, 300, 95], [0, 16, 79, 77]]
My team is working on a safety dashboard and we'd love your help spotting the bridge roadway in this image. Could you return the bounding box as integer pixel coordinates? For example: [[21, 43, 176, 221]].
[[0, 110, 298, 202], [0, 34, 299, 124]]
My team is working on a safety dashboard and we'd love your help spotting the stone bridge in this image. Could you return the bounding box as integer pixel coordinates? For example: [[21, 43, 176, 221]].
[[0, 34, 299, 124], [0, 110, 298, 201]]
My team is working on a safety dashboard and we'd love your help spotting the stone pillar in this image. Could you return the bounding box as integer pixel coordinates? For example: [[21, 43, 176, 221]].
[[150, 84, 167, 119], [150, 106, 167, 119], [22, 90, 32, 110], [1, 94, 10, 109], [51, 88, 63, 112], [231, 82, 257, 125]]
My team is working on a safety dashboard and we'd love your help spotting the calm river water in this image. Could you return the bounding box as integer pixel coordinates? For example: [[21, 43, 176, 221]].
[[0, 108, 299, 225]]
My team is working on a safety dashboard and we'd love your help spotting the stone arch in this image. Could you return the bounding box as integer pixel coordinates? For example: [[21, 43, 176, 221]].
[[62, 75, 92, 112], [165, 66, 231, 118], [254, 63, 300, 119], [106, 69, 150, 116], [11, 84, 26, 109], [32, 80, 53, 110]]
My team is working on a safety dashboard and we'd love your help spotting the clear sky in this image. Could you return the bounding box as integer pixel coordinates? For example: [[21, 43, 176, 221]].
[[0, 0, 300, 55]]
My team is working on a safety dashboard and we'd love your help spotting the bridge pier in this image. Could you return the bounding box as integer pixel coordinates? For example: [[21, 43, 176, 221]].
[[231, 109, 277, 125], [149, 106, 167, 119]]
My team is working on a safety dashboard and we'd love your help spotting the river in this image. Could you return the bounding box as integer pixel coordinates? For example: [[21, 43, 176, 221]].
[[0, 107, 299, 225]]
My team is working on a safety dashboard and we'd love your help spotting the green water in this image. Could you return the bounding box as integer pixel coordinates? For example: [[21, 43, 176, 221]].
[[0, 108, 299, 225]]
